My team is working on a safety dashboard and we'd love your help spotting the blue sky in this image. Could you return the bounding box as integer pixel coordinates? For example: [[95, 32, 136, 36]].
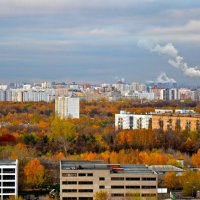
[[0, 0, 200, 85]]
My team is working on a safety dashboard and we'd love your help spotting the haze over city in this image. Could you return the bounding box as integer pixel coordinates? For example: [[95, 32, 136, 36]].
[[0, 0, 200, 85]]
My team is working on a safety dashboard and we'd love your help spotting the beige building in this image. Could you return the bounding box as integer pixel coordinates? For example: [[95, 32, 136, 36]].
[[60, 160, 158, 200], [152, 114, 200, 131]]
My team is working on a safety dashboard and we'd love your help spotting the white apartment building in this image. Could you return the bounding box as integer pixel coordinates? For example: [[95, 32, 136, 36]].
[[0, 160, 18, 200], [55, 96, 80, 119], [115, 111, 152, 130]]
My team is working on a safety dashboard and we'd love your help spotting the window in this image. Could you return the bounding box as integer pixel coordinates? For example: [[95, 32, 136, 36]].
[[3, 182, 15, 187], [99, 177, 105, 181], [79, 173, 86, 177], [159, 119, 164, 129], [3, 168, 15, 173], [129, 116, 133, 129], [142, 177, 156, 181], [87, 173, 93, 177], [3, 189, 15, 193], [62, 173, 77, 177], [3, 175, 15, 180], [62, 189, 77, 193], [111, 194, 124, 197], [62, 181, 77, 185], [63, 198, 77, 200], [111, 186, 124, 189], [79, 189, 93, 193], [99, 186, 105, 189], [79, 181, 93, 185], [111, 177, 124, 181], [79, 198, 93, 200], [126, 186, 140, 189], [126, 177, 140, 181], [142, 186, 156, 189], [141, 194, 156, 197], [185, 120, 191, 131]]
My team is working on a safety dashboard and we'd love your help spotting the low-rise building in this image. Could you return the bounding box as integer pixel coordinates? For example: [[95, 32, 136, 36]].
[[115, 111, 152, 130], [152, 114, 200, 132], [60, 160, 158, 200]]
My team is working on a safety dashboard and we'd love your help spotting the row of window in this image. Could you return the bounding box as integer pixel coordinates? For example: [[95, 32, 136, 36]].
[[63, 189, 93, 193], [63, 181, 93, 185], [0, 189, 15, 194], [0, 175, 15, 180], [62, 173, 93, 177], [0, 182, 15, 187], [62, 193, 156, 200], [0, 169, 15, 173], [62, 174, 156, 181], [62, 185, 156, 192]]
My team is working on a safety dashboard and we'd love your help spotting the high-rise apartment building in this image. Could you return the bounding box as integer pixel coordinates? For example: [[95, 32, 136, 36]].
[[0, 160, 18, 200], [60, 160, 158, 200], [55, 96, 80, 119]]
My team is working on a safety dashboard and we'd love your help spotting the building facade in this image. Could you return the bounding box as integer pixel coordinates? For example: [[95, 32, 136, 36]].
[[55, 96, 80, 119], [60, 160, 158, 200], [115, 111, 152, 130], [0, 160, 18, 200], [152, 114, 200, 132]]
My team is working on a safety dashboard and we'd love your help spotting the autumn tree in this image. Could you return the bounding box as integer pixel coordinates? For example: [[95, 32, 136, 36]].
[[24, 159, 45, 189], [94, 190, 110, 200], [164, 172, 180, 190], [50, 117, 78, 154], [191, 149, 200, 168]]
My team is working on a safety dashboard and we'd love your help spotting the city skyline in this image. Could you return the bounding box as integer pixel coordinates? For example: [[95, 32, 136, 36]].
[[0, 1, 200, 85]]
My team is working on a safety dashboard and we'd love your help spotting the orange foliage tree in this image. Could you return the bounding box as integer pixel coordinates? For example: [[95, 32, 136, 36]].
[[24, 159, 45, 188]]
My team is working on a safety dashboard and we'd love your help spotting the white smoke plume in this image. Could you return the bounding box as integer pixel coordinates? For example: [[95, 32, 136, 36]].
[[138, 40, 200, 77], [156, 72, 176, 83]]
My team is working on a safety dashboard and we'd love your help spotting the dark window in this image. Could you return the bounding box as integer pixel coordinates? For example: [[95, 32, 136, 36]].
[[126, 177, 140, 181], [129, 116, 133, 129], [126, 186, 140, 189], [3, 189, 15, 193], [159, 119, 164, 130], [3, 175, 15, 180], [79, 173, 86, 177], [79, 198, 93, 200], [62, 173, 77, 177], [3, 168, 15, 173], [99, 177, 105, 181], [79, 189, 93, 193], [142, 178, 156, 181], [62, 189, 77, 193], [62, 181, 77, 185], [126, 193, 140, 197], [87, 173, 93, 177], [142, 194, 156, 197], [111, 194, 124, 197], [63, 198, 77, 200], [79, 181, 93, 185], [142, 186, 156, 189], [99, 186, 105, 189], [3, 182, 15, 187], [111, 185, 124, 189], [111, 177, 124, 181]]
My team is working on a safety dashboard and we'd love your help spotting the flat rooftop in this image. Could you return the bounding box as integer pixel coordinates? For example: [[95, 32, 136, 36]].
[[0, 160, 17, 165], [61, 160, 156, 174]]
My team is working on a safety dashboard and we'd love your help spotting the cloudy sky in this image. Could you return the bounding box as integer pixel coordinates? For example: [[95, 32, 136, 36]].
[[0, 0, 200, 85]]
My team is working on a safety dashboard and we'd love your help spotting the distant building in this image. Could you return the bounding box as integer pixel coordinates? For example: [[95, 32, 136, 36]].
[[0, 160, 18, 199], [152, 113, 200, 132], [55, 96, 80, 119], [115, 111, 152, 130], [60, 160, 158, 200]]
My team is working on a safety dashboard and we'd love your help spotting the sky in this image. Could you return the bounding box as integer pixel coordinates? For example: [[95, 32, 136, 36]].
[[0, 0, 200, 85]]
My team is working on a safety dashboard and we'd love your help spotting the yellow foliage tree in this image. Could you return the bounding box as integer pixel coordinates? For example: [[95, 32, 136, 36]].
[[191, 149, 200, 168]]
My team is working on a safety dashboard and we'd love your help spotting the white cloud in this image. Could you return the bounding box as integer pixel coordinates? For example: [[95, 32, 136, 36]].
[[140, 20, 200, 42]]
